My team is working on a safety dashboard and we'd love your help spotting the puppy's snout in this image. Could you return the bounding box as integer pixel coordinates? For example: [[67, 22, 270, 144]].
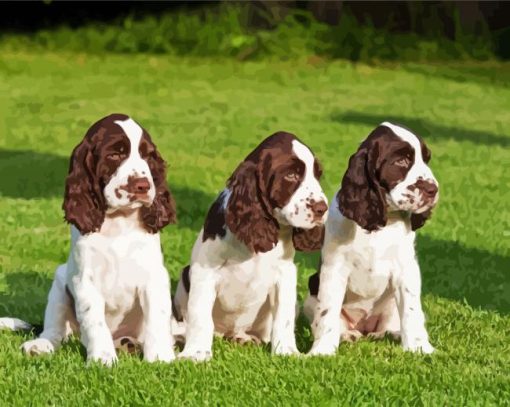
[[131, 177, 150, 195], [416, 179, 438, 198], [311, 200, 328, 220]]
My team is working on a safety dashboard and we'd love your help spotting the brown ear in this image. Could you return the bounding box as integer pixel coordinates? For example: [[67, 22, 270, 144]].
[[292, 225, 325, 252], [410, 209, 432, 231], [419, 137, 431, 163], [225, 160, 279, 253], [63, 137, 105, 234], [140, 145, 177, 233], [337, 144, 387, 232]]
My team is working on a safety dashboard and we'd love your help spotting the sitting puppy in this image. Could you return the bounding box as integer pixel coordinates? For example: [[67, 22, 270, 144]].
[[304, 122, 438, 355], [17, 113, 177, 365], [173, 131, 328, 361]]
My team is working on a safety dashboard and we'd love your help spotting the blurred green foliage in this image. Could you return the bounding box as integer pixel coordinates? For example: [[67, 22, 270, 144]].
[[0, 4, 497, 62]]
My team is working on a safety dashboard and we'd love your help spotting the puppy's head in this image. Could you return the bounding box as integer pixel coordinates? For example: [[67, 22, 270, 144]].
[[225, 131, 328, 253], [63, 113, 176, 234], [337, 122, 438, 231]]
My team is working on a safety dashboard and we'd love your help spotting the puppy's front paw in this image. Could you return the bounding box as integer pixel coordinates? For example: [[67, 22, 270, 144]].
[[403, 338, 435, 354], [21, 338, 54, 356], [87, 349, 118, 367], [307, 340, 338, 357], [272, 343, 300, 356], [144, 347, 175, 363], [177, 348, 212, 363]]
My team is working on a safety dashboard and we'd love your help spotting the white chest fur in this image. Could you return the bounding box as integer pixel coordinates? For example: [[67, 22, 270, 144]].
[[68, 217, 164, 331], [334, 213, 415, 307]]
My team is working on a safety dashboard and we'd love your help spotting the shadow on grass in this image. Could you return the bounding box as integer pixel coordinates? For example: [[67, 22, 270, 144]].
[[332, 111, 510, 147], [418, 235, 509, 315], [0, 149, 68, 199], [0, 270, 52, 325], [403, 63, 510, 89]]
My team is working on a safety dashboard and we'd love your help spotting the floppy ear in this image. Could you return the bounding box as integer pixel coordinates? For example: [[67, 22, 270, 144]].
[[419, 137, 431, 163], [410, 209, 432, 231], [140, 146, 177, 233], [292, 225, 325, 252], [337, 143, 387, 232], [63, 138, 105, 234], [225, 160, 279, 253]]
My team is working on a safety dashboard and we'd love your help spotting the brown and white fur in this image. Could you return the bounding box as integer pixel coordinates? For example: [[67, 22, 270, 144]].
[[304, 122, 439, 356], [2, 114, 177, 365], [173, 131, 328, 362]]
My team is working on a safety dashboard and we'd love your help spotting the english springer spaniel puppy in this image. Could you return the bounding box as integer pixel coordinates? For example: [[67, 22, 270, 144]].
[[14, 113, 177, 365], [304, 122, 439, 356], [173, 131, 328, 362]]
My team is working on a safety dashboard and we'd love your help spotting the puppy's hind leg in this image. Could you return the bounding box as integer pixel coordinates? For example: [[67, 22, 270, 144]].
[[21, 264, 75, 356]]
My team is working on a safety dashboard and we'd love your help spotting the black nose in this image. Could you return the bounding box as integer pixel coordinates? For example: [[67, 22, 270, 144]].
[[132, 177, 150, 194], [416, 179, 438, 198], [311, 200, 328, 218]]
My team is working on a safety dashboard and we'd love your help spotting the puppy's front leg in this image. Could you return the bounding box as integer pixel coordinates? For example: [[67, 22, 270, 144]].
[[394, 256, 434, 354], [308, 258, 350, 356], [22, 264, 72, 356], [271, 262, 299, 356], [73, 279, 117, 366], [140, 269, 175, 363], [178, 264, 217, 362]]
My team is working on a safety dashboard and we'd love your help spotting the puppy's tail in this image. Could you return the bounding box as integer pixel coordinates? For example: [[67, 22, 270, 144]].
[[0, 317, 33, 332]]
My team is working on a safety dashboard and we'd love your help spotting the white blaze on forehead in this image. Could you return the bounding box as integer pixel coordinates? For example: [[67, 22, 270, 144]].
[[114, 118, 143, 158], [291, 139, 315, 176], [380, 121, 422, 162]]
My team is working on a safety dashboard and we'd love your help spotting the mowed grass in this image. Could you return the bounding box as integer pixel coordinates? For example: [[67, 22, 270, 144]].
[[0, 51, 509, 405]]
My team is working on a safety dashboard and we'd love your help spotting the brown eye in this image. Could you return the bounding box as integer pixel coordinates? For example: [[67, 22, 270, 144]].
[[285, 172, 299, 181], [394, 157, 410, 167], [107, 153, 122, 160]]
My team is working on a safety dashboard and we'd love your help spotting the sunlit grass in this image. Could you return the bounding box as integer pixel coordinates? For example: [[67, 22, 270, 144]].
[[0, 51, 509, 405]]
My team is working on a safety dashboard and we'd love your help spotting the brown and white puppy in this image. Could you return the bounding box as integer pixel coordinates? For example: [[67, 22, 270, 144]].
[[173, 131, 328, 361], [304, 122, 438, 355], [10, 114, 177, 365]]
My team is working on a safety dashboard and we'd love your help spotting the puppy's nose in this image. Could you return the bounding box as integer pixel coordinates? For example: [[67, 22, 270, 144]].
[[311, 200, 328, 218], [416, 179, 438, 198], [132, 177, 150, 194]]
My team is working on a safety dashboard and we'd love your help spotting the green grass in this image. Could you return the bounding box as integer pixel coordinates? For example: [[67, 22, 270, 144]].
[[0, 50, 509, 405]]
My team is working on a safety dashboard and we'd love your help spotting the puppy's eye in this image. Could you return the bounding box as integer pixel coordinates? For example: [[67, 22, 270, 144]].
[[285, 172, 299, 181], [394, 157, 410, 167], [107, 153, 122, 160]]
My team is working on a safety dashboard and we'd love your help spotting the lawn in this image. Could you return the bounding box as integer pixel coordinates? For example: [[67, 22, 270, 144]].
[[0, 50, 509, 405]]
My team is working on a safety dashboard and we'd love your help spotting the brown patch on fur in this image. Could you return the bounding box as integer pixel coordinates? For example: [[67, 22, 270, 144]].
[[225, 132, 303, 253], [138, 130, 177, 233], [203, 192, 227, 242], [308, 258, 321, 296], [292, 225, 325, 252], [62, 113, 176, 234], [220, 131, 326, 253], [337, 124, 416, 232], [411, 209, 432, 231], [63, 114, 130, 234], [181, 265, 191, 293]]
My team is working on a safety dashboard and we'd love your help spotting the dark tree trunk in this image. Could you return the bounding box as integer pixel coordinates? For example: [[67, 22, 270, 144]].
[[308, 0, 343, 25], [455, 1, 484, 33]]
